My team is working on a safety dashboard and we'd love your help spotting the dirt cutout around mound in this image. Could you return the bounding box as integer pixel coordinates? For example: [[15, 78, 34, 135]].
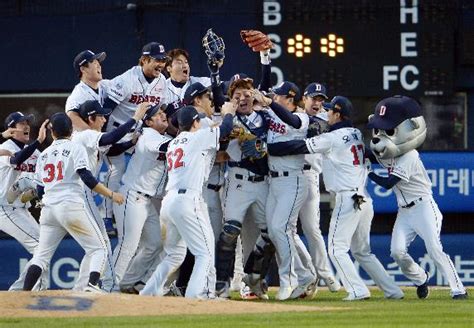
[[1, 290, 344, 318]]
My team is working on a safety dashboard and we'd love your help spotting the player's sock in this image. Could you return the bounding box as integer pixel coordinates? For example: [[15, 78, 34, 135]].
[[23, 264, 42, 291], [88, 271, 101, 286]]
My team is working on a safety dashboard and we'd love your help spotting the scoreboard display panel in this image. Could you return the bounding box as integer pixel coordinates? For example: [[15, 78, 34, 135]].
[[263, 0, 458, 97]]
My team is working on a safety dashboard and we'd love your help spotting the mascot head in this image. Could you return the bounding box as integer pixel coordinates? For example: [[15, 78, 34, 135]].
[[367, 95, 426, 159]]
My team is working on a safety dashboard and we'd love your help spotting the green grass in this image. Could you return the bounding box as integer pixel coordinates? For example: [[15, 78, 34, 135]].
[[1, 288, 472, 328]]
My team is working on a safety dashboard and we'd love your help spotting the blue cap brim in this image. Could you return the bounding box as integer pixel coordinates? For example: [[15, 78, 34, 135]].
[[305, 92, 328, 100]]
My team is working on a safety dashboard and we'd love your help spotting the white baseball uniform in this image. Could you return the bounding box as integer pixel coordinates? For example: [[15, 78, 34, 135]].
[[112, 127, 170, 288], [141, 127, 219, 299], [104, 66, 167, 218], [0, 140, 48, 290], [266, 110, 316, 290], [65, 80, 109, 113], [31, 139, 107, 286], [377, 150, 466, 296], [306, 126, 403, 299], [70, 129, 115, 292], [165, 76, 210, 104]]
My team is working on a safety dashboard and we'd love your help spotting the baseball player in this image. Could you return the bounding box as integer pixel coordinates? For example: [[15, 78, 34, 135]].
[[367, 96, 467, 300], [140, 104, 235, 299], [23, 113, 124, 292], [299, 82, 341, 292], [104, 42, 168, 224], [112, 105, 171, 291], [65, 50, 108, 131], [268, 96, 404, 301], [0, 112, 49, 291], [263, 81, 318, 300], [71, 100, 148, 292], [165, 49, 213, 104]]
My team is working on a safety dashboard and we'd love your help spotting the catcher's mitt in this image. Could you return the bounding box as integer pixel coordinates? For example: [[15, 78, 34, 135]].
[[240, 30, 273, 52]]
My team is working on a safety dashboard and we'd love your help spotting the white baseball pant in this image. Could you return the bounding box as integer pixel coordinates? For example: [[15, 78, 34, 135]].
[[141, 189, 215, 299], [73, 189, 115, 292], [328, 191, 402, 298], [299, 169, 337, 280], [31, 204, 107, 281], [266, 172, 309, 289], [390, 197, 465, 296], [0, 205, 49, 290], [112, 188, 162, 287]]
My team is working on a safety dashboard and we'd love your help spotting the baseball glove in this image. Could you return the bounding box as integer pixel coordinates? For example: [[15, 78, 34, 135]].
[[229, 126, 258, 143], [240, 30, 273, 52], [241, 138, 267, 160], [307, 117, 329, 138]]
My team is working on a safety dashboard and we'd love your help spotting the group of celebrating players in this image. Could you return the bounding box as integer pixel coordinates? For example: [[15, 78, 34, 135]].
[[0, 30, 468, 301]]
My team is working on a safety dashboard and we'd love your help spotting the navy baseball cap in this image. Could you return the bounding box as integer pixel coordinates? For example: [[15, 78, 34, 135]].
[[183, 82, 210, 105], [304, 82, 328, 99], [177, 106, 200, 129], [49, 112, 73, 137], [79, 100, 112, 120], [224, 73, 254, 95], [143, 104, 163, 122], [142, 42, 168, 60], [164, 101, 184, 119], [73, 50, 106, 73], [273, 81, 301, 102], [323, 96, 353, 118], [4, 112, 34, 130], [367, 95, 422, 130]]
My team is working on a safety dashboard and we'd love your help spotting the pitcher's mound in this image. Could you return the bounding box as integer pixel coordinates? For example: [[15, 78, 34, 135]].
[[1, 290, 342, 318]]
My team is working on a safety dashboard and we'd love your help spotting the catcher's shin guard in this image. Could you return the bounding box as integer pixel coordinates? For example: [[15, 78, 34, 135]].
[[215, 220, 241, 282]]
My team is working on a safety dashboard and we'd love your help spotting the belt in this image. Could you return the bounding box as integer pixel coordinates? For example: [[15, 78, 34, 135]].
[[207, 184, 222, 192], [136, 191, 152, 199], [401, 197, 423, 209], [235, 174, 265, 182], [178, 189, 187, 194], [113, 121, 135, 132], [303, 164, 311, 171]]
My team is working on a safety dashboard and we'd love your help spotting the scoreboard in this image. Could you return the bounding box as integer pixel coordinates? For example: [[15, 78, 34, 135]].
[[262, 0, 458, 97]]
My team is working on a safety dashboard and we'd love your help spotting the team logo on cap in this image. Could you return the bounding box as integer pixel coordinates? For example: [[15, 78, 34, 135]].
[[380, 105, 386, 116], [315, 84, 322, 91], [159, 45, 165, 53]]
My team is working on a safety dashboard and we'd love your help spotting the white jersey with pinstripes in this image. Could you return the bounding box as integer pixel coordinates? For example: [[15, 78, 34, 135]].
[[165, 127, 220, 192], [377, 149, 432, 207], [0, 140, 39, 207], [122, 128, 171, 196], [267, 110, 309, 172], [107, 66, 167, 126], [165, 76, 211, 104], [71, 129, 111, 177], [306, 127, 367, 193], [65, 80, 109, 113], [35, 139, 91, 206]]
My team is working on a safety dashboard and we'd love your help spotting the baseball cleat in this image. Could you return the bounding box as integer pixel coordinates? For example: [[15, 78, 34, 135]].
[[323, 276, 341, 292], [290, 278, 319, 299], [242, 274, 269, 300], [215, 281, 230, 299], [342, 292, 370, 301], [275, 286, 295, 301], [120, 286, 139, 294], [416, 271, 430, 299], [452, 292, 468, 300], [84, 283, 106, 294], [240, 285, 258, 300]]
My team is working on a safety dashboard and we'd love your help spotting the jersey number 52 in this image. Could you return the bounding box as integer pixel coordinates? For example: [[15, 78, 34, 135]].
[[166, 148, 185, 171], [43, 161, 64, 182]]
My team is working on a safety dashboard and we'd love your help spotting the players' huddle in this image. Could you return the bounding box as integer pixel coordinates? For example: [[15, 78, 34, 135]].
[[0, 31, 468, 301]]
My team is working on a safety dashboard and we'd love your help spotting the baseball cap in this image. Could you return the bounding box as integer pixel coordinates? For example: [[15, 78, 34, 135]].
[[224, 73, 254, 95], [73, 50, 106, 73], [49, 112, 73, 137], [183, 82, 210, 105], [143, 104, 163, 122], [4, 112, 34, 130], [142, 42, 168, 60], [273, 81, 301, 102], [177, 106, 200, 129], [367, 95, 422, 130], [164, 101, 184, 119], [304, 82, 328, 99], [79, 100, 112, 120], [323, 96, 353, 118]]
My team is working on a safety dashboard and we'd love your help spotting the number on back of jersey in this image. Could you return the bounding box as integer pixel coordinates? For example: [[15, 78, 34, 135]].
[[166, 148, 185, 171]]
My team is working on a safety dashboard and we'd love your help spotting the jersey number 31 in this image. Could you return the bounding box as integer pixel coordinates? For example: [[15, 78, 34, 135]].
[[43, 161, 64, 182]]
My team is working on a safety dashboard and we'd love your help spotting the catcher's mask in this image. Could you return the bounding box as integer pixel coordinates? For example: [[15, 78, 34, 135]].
[[202, 28, 225, 64], [367, 95, 426, 159]]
